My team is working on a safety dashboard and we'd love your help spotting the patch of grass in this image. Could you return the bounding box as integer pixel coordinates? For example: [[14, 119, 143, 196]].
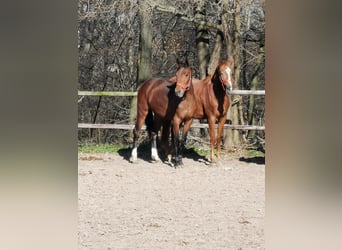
[[78, 142, 265, 160], [78, 143, 124, 153], [245, 148, 265, 158], [189, 146, 210, 156]]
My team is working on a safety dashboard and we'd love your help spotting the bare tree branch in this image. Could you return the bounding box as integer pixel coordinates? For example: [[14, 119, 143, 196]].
[[146, 0, 222, 31]]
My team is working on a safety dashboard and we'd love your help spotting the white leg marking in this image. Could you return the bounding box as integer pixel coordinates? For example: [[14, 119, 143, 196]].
[[166, 154, 174, 167], [151, 146, 160, 162], [129, 147, 137, 163]]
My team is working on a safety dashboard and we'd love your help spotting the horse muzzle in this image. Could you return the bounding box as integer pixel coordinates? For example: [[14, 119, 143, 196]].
[[175, 88, 186, 98], [175, 83, 189, 98], [226, 83, 232, 94]]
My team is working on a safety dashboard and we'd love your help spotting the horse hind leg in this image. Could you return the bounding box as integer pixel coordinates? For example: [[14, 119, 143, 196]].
[[149, 115, 161, 163], [130, 126, 140, 163], [150, 131, 161, 162], [130, 108, 148, 163], [175, 118, 193, 167]]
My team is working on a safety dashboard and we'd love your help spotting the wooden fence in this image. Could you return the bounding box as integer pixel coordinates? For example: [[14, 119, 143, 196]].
[[78, 90, 265, 131]]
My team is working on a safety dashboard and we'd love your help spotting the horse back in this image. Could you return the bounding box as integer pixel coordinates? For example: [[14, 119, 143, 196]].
[[137, 78, 178, 119]]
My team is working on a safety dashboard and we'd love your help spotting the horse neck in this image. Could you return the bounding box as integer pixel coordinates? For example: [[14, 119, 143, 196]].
[[185, 80, 195, 98], [211, 71, 226, 99]]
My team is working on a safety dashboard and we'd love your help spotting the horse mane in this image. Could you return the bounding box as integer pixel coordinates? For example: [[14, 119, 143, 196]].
[[203, 74, 212, 84], [212, 60, 234, 86], [212, 65, 221, 85], [168, 76, 176, 82]]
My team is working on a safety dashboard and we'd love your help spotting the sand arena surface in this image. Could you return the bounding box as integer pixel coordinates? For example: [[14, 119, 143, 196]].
[[78, 152, 264, 249]]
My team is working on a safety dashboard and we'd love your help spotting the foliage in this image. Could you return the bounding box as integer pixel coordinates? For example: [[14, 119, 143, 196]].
[[78, 0, 265, 148], [78, 143, 123, 153]]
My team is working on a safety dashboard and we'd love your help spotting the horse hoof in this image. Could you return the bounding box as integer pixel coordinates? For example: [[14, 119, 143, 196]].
[[151, 158, 161, 163], [151, 156, 161, 163], [167, 154, 172, 163], [210, 156, 218, 164], [129, 157, 137, 163], [207, 161, 220, 167], [198, 158, 211, 165], [174, 160, 183, 168], [164, 160, 174, 167]]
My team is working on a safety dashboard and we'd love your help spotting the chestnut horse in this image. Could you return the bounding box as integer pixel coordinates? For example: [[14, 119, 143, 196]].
[[170, 60, 234, 166], [129, 60, 192, 163]]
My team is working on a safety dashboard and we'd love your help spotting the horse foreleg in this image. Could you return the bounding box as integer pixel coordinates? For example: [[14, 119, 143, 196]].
[[180, 119, 193, 155], [161, 120, 172, 162], [207, 117, 216, 163], [172, 118, 183, 167], [216, 116, 227, 160]]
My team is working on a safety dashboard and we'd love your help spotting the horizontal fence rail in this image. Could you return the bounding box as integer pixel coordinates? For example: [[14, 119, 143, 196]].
[[78, 90, 265, 131], [78, 123, 265, 130], [228, 90, 265, 95], [78, 91, 137, 96], [78, 90, 265, 96]]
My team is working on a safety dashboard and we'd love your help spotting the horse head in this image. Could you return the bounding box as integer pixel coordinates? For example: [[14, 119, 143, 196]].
[[173, 58, 192, 98], [217, 60, 234, 94]]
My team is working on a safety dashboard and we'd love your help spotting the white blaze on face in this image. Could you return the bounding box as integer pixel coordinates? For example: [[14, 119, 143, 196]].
[[225, 67, 232, 91]]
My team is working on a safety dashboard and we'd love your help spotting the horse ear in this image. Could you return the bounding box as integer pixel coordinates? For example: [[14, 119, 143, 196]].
[[176, 58, 180, 68], [226, 60, 234, 67], [169, 76, 177, 83], [185, 58, 189, 67]]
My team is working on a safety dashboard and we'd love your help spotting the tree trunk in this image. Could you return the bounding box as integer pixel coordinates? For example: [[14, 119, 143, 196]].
[[221, 0, 233, 62], [129, 0, 152, 128], [195, 4, 209, 79], [137, 1, 152, 85], [247, 46, 264, 139], [194, 2, 210, 138], [90, 49, 107, 138], [223, 0, 242, 149]]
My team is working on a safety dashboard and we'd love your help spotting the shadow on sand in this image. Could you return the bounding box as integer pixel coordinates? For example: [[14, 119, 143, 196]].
[[117, 142, 151, 163], [239, 156, 265, 165], [117, 143, 208, 165]]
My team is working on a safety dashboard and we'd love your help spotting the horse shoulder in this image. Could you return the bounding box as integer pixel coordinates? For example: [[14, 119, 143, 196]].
[[207, 83, 223, 115], [204, 75, 212, 84], [223, 95, 230, 113]]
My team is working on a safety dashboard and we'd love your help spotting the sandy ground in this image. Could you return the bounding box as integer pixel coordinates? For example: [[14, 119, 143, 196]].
[[78, 150, 265, 250]]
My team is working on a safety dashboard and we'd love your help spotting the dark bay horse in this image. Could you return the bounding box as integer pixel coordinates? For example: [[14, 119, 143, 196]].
[[129, 60, 192, 163], [170, 60, 234, 166]]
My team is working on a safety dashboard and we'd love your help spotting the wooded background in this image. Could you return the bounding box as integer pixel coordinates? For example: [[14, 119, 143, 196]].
[[78, 0, 265, 150]]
